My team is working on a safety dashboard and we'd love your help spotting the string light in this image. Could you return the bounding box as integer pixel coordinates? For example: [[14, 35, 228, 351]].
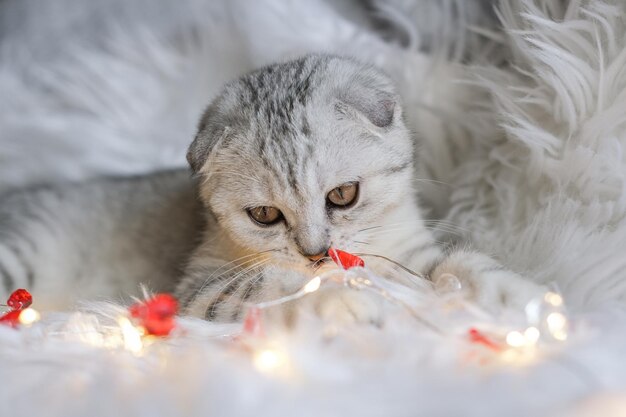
[[1, 250, 574, 374], [302, 276, 322, 294], [253, 348, 288, 374], [524, 327, 540, 344], [118, 316, 144, 355], [546, 312, 567, 332], [544, 292, 563, 307], [18, 308, 40, 326], [254, 273, 339, 309], [505, 331, 527, 348]]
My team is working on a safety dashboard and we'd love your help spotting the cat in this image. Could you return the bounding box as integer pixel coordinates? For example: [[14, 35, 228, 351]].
[[0, 54, 542, 322]]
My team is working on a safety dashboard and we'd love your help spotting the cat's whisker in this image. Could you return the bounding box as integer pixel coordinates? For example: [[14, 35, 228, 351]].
[[195, 254, 264, 292], [356, 225, 423, 237], [194, 250, 277, 298], [412, 178, 452, 186], [417, 225, 466, 237], [356, 221, 417, 233], [352, 252, 427, 281], [215, 249, 277, 273], [356, 222, 466, 238], [355, 220, 440, 235], [219, 261, 271, 312], [232, 269, 268, 310], [356, 224, 384, 233], [205, 259, 271, 318], [210, 259, 270, 300], [364, 256, 429, 290], [356, 219, 469, 235], [217, 265, 271, 317], [354, 228, 449, 247], [422, 220, 472, 233]]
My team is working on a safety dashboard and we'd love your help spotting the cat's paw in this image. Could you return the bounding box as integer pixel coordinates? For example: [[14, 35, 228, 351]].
[[310, 287, 383, 326], [431, 251, 546, 312], [464, 270, 545, 311]]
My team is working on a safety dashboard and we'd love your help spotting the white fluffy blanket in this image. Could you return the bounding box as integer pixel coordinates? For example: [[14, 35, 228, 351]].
[[2, 0, 626, 416]]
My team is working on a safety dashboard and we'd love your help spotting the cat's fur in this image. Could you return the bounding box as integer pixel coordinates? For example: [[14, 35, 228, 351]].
[[0, 55, 541, 320]]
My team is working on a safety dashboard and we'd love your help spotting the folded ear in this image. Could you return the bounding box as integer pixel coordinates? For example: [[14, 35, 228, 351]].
[[187, 99, 231, 173], [331, 59, 401, 129], [186, 135, 208, 173], [337, 87, 398, 128]]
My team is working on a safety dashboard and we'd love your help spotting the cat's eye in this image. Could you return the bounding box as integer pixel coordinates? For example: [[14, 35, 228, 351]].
[[247, 206, 283, 226], [327, 182, 359, 208]]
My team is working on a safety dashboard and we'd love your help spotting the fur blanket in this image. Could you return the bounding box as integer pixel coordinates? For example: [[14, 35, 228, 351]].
[[2, 0, 626, 416]]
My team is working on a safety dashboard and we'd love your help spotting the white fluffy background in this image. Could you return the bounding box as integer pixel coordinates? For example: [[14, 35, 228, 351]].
[[2, 0, 626, 416]]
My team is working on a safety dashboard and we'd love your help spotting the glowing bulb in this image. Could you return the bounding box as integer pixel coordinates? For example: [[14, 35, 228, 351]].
[[18, 308, 40, 326], [524, 327, 540, 344], [253, 349, 286, 373], [506, 331, 526, 348], [118, 316, 144, 354], [544, 292, 563, 307], [302, 276, 321, 294], [544, 311, 568, 342], [546, 312, 566, 332]]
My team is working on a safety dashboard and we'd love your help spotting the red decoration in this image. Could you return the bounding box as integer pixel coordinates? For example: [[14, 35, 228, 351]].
[[7, 289, 32, 311], [328, 248, 365, 269], [242, 306, 264, 337], [129, 294, 178, 336], [468, 328, 502, 352], [1, 289, 34, 328], [0, 310, 21, 328]]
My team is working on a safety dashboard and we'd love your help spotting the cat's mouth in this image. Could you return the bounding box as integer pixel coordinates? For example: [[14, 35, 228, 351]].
[[310, 257, 332, 271]]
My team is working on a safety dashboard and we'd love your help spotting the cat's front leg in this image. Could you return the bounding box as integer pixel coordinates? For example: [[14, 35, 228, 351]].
[[301, 286, 384, 326], [429, 249, 546, 311]]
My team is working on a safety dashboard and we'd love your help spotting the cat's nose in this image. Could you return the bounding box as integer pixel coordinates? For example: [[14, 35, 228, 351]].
[[305, 249, 329, 262]]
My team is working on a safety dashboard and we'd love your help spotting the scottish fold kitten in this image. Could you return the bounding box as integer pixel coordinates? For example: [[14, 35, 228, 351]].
[[0, 55, 541, 321]]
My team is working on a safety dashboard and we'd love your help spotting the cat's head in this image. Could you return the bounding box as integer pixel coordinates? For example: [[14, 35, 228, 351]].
[[187, 55, 415, 273]]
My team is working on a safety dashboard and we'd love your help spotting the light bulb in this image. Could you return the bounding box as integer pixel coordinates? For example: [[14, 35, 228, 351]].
[[544, 292, 563, 307], [253, 348, 287, 373], [524, 327, 540, 344], [302, 276, 321, 294], [118, 316, 144, 354], [506, 331, 526, 348], [18, 308, 40, 326]]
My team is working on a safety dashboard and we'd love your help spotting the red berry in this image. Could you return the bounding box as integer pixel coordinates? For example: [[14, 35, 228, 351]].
[[0, 310, 21, 328], [128, 302, 146, 319], [128, 294, 178, 336], [7, 289, 32, 311], [328, 248, 365, 269], [143, 315, 176, 337]]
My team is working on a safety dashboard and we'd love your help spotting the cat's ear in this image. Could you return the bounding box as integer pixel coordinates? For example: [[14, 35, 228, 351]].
[[336, 87, 398, 128], [187, 127, 230, 173], [332, 60, 401, 129], [187, 101, 231, 173]]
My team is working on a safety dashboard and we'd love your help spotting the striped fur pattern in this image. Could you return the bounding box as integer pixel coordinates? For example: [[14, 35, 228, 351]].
[[0, 55, 542, 320]]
